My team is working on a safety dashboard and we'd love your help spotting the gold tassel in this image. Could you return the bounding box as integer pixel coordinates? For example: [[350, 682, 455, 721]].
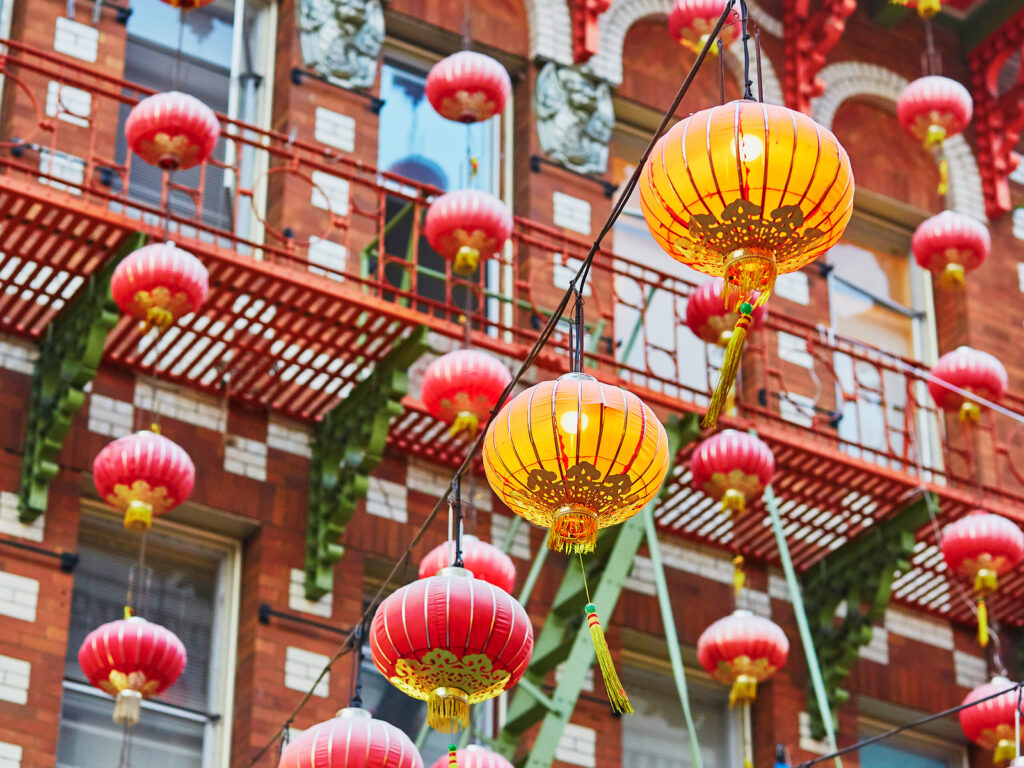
[[722, 489, 746, 517], [960, 401, 981, 423], [702, 307, 752, 430], [142, 305, 174, 333], [917, 0, 940, 17], [937, 157, 949, 196], [729, 675, 758, 707], [548, 507, 598, 554], [585, 603, 633, 715], [448, 411, 479, 440], [427, 688, 470, 733], [733, 555, 745, 596], [975, 569, 998, 594], [978, 597, 989, 648], [940, 262, 965, 289], [994, 739, 1016, 765], [454, 246, 480, 276]]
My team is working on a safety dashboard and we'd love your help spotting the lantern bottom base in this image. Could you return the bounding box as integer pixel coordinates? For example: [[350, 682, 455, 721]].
[[724, 247, 776, 310], [728, 675, 758, 708], [959, 401, 981, 423], [721, 489, 746, 517], [427, 687, 470, 733], [941, 262, 966, 289], [448, 410, 480, 440], [547, 506, 598, 554], [994, 738, 1015, 765], [113, 689, 142, 727], [124, 501, 153, 533]]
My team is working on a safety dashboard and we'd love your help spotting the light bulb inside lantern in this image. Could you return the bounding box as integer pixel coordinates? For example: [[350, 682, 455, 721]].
[[730, 134, 764, 163], [559, 410, 589, 435]]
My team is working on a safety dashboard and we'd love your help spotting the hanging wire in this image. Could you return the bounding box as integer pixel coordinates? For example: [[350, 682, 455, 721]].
[[452, 476, 465, 569], [738, 0, 754, 100], [571, 289, 585, 374], [349, 623, 365, 708]]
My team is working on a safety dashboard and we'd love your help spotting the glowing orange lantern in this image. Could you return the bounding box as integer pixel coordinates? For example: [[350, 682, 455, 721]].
[[92, 429, 195, 531], [482, 372, 670, 554], [942, 510, 1024, 646], [369, 567, 533, 733], [278, 707, 424, 768], [686, 279, 767, 346], [640, 100, 854, 427], [425, 52, 511, 124], [78, 616, 187, 726], [125, 91, 220, 171], [667, 0, 740, 54], [424, 190, 513, 276], [420, 349, 511, 438], [960, 677, 1020, 765], [927, 346, 1007, 423], [690, 429, 774, 516], [419, 534, 516, 594], [912, 210, 990, 288], [111, 242, 209, 332]]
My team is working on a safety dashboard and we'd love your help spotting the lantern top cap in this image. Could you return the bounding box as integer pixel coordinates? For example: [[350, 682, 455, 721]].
[[732, 608, 753, 618], [556, 372, 597, 383], [990, 675, 1013, 686], [335, 706, 372, 720], [437, 566, 475, 580]]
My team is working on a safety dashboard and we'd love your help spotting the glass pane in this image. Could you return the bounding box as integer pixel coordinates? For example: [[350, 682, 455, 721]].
[[377, 60, 496, 193], [64, 516, 223, 713], [860, 742, 948, 768], [127, 0, 235, 69], [57, 688, 204, 768], [621, 665, 733, 768]]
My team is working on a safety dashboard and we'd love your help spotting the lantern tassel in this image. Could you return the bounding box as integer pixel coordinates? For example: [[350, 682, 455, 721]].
[[454, 246, 480, 276], [427, 688, 470, 733], [941, 262, 965, 289], [994, 739, 1015, 765], [113, 689, 142, 727], [977, 597, 989, 648], [548, 506, 598, 554], [722, 489, 746, 517], [729, 675, 758, 707], [960, 401, 981, 423], [732, 555, 745, 596], [937, 157, 949, 196], [448, 744, 458, 768], [702, 307, 752, 430], [448, 411, 480, 440], [585, 603, 633, 715]]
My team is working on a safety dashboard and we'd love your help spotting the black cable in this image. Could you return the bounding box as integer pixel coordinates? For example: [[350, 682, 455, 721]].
[[738, 0, 754, 100], [452, 475, 464, 569], [349, 623, 364, 709], [794, 681, 1024, 768], [572, 289, 584, 373]]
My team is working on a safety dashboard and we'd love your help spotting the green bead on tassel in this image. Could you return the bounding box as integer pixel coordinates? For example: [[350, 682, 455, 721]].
[[585, 603, 633, 715]]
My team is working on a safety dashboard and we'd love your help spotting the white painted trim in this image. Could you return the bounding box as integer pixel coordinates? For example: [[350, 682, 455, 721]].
[[524, 0, 574, 64]]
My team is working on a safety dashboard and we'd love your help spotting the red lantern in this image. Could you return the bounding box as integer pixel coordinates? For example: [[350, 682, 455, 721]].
[[418, 534, 517, 594], [111, 242, 209, 332], [667, 0, 740, 54], [690, 429, 774, 516], [125, 91, 220, 171], [697, 610, 789, 705], [928, 346, 1007, 423], [912, 210, 990, 288], [78, 616, 187, 726], [685, 279, 768, 346], [424, 190, 513, 276], [420, 349, 512, 439], [278, 707, 424, 768], [425, 52, 511, 124], [942, 510, 1024, 646], [897, 76, 973, 148], [429, 746, 513, 768], [92, 430, 196, 532], [960, 677, 1019, 765], [158, 0, 216, 7], [370, 567, 533, 733]]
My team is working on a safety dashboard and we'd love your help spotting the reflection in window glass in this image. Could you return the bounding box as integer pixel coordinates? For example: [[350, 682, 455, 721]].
[[859, 736, 959, 768]]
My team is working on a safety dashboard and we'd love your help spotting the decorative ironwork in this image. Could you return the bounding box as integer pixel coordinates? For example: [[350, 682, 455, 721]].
[[297, 0, 385, 89], [783, 0, 856, 113], [535, 63, 614, 175], [800, 495, 933, 739], [304, 326, 429, 600], [17, 232, 146, 523]]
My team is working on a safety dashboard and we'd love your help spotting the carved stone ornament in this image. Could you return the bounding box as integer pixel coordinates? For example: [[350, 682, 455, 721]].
[[297, 0, 385, 89], [535, 62, 614, 175]]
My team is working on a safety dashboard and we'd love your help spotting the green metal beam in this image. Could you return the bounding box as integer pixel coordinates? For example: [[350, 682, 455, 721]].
[[304, 325, 429, 600], [964, 0, 1024, 50], [18, 232, 146, 523]]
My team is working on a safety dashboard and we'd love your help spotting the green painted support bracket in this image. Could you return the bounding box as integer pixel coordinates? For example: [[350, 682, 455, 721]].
[[18, 232, 147, 523], [304, 325, 429, 600], [800, 494, 933, 740]]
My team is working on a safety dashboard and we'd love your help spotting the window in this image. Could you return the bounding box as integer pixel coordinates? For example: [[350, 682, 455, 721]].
[[859, 728, 965, 768], [620, 663, 735, 768], [114, 0, 274, 236], [56, 513, 240, 768]]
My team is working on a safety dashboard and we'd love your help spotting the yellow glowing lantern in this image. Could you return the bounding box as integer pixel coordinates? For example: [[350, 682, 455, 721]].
[[481, 372, 670, 554], [640, 100, 855, 428]]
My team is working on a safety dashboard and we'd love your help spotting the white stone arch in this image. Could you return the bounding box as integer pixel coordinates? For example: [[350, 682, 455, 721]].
[[589, 0, 783, 105], [522, 0, 574, 64], [811, 61, 987, 222]]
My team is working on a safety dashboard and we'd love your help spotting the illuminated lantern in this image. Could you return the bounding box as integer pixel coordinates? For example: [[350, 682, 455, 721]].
[[420, 349, 512, 439], [278, 707, 424, 768], [369, 567, 533, 733], [482, 372, 670, 555], [125, 91, 220, 171], [428, 746, 513, 768], [424, 190, 513, 276], [78, 616, 187, 726], [158, 0, 216, 7], [425, 51, 511, 124], [912, 210, 990, 288], [959, 677, 1019, 765], [418, 534, 516, 594], [667, 0, 741, 54], [111, 242, 209, 332], [685, 279, 768, 346], [927, 346, 1007, 423], [690, 429, 774, 516], [897, 76, 972, 194], [640, 100, 853, 427], [92, 429, 196, 532], [942, 511, 1024, 647]]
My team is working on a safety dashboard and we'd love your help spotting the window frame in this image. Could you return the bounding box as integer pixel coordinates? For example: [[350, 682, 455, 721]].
[[858, 716, 968, 768], [59, 503, 242, 768]]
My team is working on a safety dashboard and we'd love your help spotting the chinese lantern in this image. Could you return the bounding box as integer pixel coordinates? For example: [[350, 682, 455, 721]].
[[424, 190, 513, 276], [125, 91, 220, 171], [690, 429, 774, 517], [640, 100, 854, 428], [896, 76, 972, 195], [959, 677, 1020, 765], [429, 746, 513, 768], [158, 0, 216, 7], [942, 511, 1024, 647], [278, 707, 424, 768], [419, 534, 517, 594], [369, 567, 533, 733], [482, 372, 670, 555], [420, 349, 512, 439], [667, 0, 741, 54], [927, 346, 1007, 423], [685, 279, 768, 346], [110, 241, 209, 332], [92, 429, 196, 532], [912, 210, 990, 288], [425, 51, 511, 124], [78, 616, 187, 727]]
